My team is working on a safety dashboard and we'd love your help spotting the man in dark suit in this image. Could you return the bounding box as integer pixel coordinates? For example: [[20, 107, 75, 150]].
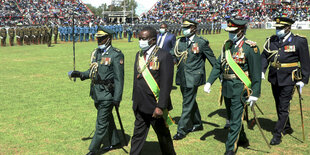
[[131, 27, 176, 155], [68, 26, 124, 155], [157, 23, 176, 53], [171, 19, 217, 140], [261, 15, 310, 145]]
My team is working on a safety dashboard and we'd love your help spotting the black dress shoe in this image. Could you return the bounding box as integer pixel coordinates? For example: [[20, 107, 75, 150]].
[[173, 133, 186, 140], [282, 128, 294, 135], [270, 136, 282, 145], [86, 151, 96, 155], [102, 143, 122, 151], [224, 150, 235, 155], [187, 126, 203, 133], [237, 138, 250, 148]]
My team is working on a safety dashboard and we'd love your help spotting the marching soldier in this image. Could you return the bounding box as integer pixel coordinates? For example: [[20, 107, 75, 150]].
[[171, 19, 217, 140], [8, 26, 15, 46], [261, 16, 310, 145], [68, 26, 124, 155], [30, 26, 36, 44], [42, 26, 47, 44], [16, 23, 23, 46], [84, 24, 90, 42], [46, 25, 52, 47], [24, 26, 30, 45], [0, 27, 7, 47], [79, 24, 84, 42], [54, 25, 58, 44], [204, 19, 262, 155]]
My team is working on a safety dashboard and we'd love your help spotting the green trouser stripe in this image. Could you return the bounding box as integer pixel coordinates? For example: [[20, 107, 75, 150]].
[[139, 55, 174, 126], [225, 50, 251, 88]]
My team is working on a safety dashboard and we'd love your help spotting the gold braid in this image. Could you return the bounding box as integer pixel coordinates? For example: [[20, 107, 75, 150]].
[[174, 38, 188, 66]]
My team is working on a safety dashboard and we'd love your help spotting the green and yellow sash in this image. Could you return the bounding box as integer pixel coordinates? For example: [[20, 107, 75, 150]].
[[138, 53, 175, 126], [225, 50, 252, 90]]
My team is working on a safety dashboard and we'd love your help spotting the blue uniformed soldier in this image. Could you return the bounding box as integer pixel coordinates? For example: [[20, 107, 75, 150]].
[[90, 24, 95, 41], [68, 26, 124, 155], [64, 23, 69, 42], [261, 15, 310, 146], [59, 24, 63, 41], [68, 25, 73, 42], [84, 24, 90, 42], [74, 25, 79, 42], [126, 24, 133, 42], [79, 24, 84, 42]]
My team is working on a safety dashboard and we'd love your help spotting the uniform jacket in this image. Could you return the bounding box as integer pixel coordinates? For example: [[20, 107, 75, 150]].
[[171, 35, 217, 88], [80, 47, 124, 102], [207, 38, 262, 98], [157, 32, 176, 53], [132, 47, 174, 114], [261, 33, 310, 86]]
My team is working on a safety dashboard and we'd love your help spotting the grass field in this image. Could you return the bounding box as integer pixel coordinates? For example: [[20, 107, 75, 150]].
[[0, 29, 310, 155]]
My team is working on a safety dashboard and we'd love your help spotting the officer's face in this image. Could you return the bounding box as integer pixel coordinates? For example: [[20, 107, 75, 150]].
[[97, 35, 110, 45], [160, 24, 167, 30], [139, 30, 156, 45]]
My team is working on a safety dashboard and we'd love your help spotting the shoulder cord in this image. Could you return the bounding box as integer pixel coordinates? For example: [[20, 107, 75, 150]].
[[263, 37, 278, 61], [89, 50, 99, 81], [174, 38, 188, 67]]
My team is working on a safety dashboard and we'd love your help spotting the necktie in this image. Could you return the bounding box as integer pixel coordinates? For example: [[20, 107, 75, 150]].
[[157, 34, 163, 46]]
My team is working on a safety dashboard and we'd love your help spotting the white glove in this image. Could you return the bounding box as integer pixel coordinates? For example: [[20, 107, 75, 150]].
[[296, 81, 305, 93], [246, 96, 258, 107], [261, 72, 265, 80], [204, 82, 211, 93]]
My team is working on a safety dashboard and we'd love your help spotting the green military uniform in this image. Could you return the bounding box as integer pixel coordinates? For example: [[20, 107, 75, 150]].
[[171, 19, 217, 138], [206, 19, 261, 154], [54, 26, 58, 44], [46, 26, 52, 47], [8, 27, 15, 46], [69, 26, 124, 154], [42, 26, 46, 44], [24, 27, 31, 45], [30, 27, 36, 44], [0, 27, 7, 47], [16, 23, 24, 46]]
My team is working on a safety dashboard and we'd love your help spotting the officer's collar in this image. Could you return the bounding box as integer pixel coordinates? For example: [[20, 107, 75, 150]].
[[100, 45, 111, 55], [283, 32, 292, 42]]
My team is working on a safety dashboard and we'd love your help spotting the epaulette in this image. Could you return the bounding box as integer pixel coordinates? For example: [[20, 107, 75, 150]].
[[245, 40, 257, 47], [295, 34, 306, 38], [113, 47, 122, 53]]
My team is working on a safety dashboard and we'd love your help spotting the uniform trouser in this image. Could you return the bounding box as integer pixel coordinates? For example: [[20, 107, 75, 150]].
[[89, 100, 120, 152], [65, 34, 68, 42], [119, 31, 122, 39], [130, 110, 176, 155], [54, 34, 58, 44], [80, 34, 84, 42], [271, 84, 294, 138], [177, 86, 202, 135], [128, 34, 132, 42], [70, 34, 73, 41], [75, 34, 79, 42], [10, 37, 14, 46], [224, 96, 247, 152], [1, 38, 5, 46], [85, 33, 89, 41]]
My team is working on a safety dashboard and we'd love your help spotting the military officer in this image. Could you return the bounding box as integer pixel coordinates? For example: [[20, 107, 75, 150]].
[[46, 25, 52, 47], [0, 27, 7, 47], [204, 19, 262, 155], [261, 16, 310, 145], [131, 26, 176, 155], [171, 19, 217, 140], [8, 26, 15, 46], [68, 26, 124, 155], [126, 25, 133, 42]]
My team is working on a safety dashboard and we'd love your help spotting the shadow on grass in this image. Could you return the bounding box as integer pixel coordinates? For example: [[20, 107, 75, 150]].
[[251, 118, 276, 132], [172, 117, 219, 127], [140, 141, 162, 155], [200, 128, 228, 143], [208, 108, 227, 118]]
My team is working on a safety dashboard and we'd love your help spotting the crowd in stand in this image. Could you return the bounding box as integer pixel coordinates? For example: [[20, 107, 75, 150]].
[[0, 0, 99, 27], [142, 0, 310, 24]]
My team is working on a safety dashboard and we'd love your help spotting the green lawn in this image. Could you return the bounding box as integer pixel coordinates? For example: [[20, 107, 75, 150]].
[[0, 29, 310, 155]]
